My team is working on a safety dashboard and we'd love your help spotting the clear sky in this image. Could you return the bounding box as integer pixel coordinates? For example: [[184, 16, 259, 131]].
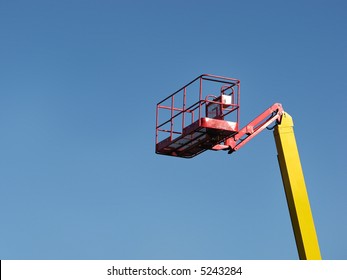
[[0, 0, 346, 260]]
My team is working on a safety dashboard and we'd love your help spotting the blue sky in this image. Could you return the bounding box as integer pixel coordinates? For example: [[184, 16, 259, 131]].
[[0, 0, 346, 259]]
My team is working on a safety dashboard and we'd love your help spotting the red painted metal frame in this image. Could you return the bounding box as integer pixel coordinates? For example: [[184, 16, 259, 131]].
[[155, 74, 240, 158], [213, 103, 284, 153]]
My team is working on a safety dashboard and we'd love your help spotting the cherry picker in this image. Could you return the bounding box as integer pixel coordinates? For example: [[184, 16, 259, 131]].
[[155, 74, 321, 260]]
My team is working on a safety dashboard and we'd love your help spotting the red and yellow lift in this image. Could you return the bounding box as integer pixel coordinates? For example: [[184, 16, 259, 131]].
[[155, 74, 321, 260]]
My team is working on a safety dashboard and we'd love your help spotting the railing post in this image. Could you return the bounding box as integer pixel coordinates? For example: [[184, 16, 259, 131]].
[[170, 96, 174, 140]]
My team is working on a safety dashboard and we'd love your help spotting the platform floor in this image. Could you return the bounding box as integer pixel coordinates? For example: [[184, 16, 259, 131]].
[[156, 118, 238, 158]]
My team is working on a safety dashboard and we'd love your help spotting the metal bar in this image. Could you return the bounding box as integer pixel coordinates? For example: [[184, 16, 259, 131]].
[[157, 74, 239, 106], [199, 77, 202, 125], [155, 104, 159, 144], [274, 113, 321, 260], [158, 129, 182, 135], [170, 95, 174, 140], [157, 105, 186, 111], [201, 73, 240, 83], [182, 87, 186, 130], [201, 77, 236, 85], [156, 75, 202, 105], [237, 83, 240, 125]]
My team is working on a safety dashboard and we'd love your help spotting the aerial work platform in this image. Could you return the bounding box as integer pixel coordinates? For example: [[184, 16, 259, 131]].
[[155, 74, 240, 158], [155, 74, 321, 259]]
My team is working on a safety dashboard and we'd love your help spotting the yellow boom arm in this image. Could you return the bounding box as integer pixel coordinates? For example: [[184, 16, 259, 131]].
[[274, 112, 321, 260]]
